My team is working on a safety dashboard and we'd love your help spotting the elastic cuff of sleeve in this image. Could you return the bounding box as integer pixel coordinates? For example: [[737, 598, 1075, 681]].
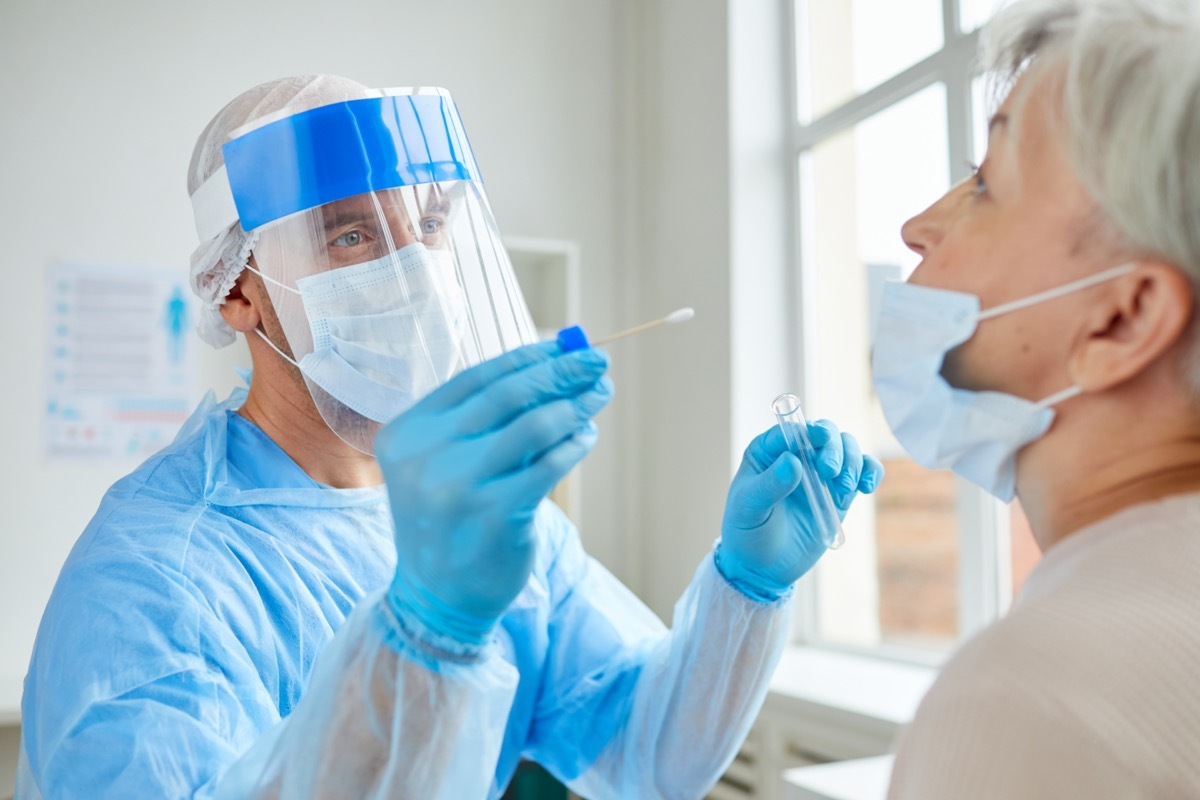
[[711, 544, 795, 605], [380, 587, 493, 666]]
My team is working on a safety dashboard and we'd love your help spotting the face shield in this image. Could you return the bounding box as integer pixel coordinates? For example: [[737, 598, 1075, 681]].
[[189, 88, 538, 453]]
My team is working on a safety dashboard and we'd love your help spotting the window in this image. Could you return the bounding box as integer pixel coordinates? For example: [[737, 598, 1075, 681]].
[[788, 0, 1039, 657]]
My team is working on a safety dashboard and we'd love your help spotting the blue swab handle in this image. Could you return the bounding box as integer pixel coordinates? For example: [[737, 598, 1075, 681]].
[[556, 325, 591, 352]]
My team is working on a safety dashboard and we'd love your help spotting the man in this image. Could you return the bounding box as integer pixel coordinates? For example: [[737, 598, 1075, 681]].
[[17, 75, 882, 799], [877, 1, 1200, 796]]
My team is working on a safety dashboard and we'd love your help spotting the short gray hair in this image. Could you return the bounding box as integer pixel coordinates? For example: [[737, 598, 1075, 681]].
[[981, 0, 1200, 382]]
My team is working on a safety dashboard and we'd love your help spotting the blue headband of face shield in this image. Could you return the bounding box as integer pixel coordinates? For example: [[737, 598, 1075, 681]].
[[190, 92, 482, 241]]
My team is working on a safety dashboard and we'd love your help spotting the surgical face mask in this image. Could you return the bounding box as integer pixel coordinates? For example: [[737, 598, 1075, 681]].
[[251, 242, 468, 424], [871, 264, 1133, 502]]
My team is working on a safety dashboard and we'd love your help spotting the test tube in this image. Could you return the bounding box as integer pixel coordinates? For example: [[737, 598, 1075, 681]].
[[771, 393, 845, 550]]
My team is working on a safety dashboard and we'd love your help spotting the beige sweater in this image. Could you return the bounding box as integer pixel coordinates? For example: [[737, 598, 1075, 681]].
[[888, 492, 1200, 800]]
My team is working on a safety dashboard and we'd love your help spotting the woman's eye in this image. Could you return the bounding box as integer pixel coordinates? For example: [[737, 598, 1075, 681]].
[[331, 230, 365, 247], [968, 162, 988, 197]]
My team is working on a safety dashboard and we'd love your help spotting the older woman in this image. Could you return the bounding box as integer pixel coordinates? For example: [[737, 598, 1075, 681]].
[[879, 1, 1200, 796]]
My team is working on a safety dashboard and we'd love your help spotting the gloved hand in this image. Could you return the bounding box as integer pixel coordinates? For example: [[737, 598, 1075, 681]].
[[716, 421, 884, 602], [376, 341, 613, 649]]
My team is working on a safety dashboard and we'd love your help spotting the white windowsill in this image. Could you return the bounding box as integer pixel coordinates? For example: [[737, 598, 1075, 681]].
[[762, 646, 938, 761], [769, 646, 938, 723]]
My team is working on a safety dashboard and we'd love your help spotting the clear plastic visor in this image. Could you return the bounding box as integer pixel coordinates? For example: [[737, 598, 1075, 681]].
[[249, 181, 537, 454]]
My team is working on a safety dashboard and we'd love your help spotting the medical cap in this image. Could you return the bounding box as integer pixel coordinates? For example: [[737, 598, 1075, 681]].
[[186, 74, 380, 348]]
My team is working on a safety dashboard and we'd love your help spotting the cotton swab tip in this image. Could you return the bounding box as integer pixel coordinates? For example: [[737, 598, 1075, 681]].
[[665, 307, 695, 325], [585, 306, 696, 347]]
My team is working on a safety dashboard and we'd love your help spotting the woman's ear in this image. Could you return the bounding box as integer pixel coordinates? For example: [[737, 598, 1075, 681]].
[[1068, 262, 1194, 391]]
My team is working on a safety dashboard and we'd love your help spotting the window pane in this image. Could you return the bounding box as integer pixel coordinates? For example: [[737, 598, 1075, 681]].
[[972, 73, 998, 166], [800, 84, 957, 651], [874, 459, 959, 649], [959, 0, 1008, 33], [797, 0, 944, 122]]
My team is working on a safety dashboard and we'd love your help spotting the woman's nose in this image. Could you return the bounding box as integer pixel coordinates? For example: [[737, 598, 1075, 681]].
[[901, 179, 971, 256], [902, 203, 943, 257]]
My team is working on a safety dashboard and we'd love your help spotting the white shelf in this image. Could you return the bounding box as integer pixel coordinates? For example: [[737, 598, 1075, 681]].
[[504, 236, 584, 526], [504, 235, 581, 332]]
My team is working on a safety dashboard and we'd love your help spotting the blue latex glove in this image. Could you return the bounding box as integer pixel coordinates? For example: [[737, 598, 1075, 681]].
[[376, 341, 613, 649], [716, 421, 885, 602]]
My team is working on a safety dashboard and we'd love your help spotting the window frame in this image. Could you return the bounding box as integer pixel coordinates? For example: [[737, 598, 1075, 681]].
[[784, 0, 1014, 658]]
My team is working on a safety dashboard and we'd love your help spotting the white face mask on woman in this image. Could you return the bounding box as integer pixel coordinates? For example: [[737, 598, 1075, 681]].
[[871, 264, 1133, 502], [251, 242, 467, 423]]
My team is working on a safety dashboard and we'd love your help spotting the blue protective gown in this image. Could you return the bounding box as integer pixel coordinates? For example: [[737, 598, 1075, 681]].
[[18, 385, 793, 799]]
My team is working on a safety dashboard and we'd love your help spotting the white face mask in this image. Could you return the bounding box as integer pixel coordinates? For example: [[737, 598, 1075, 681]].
[[251, 243, 467, 423], [870, 264, 1133, 502]]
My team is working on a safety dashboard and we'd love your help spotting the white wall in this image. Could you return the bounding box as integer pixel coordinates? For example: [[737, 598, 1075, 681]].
[[620, 0, 795, 618]]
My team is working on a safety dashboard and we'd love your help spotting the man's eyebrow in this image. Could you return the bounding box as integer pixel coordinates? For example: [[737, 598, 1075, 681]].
[[417, 186, 451, 214], [322, 205, 372, 230], [988, 113, 1009, 134], [422, 195, 451, 215]]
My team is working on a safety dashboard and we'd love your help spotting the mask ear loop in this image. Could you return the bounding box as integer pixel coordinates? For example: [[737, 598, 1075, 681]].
[[243, 263, 301, 296], [239, 264, 304, 367], [976, 263, 1135, 321], [974, 266, 1132, 410], [1033, 384, 1083, 410], [974, 264, 1135, 409], [252, 326, 302, 369]]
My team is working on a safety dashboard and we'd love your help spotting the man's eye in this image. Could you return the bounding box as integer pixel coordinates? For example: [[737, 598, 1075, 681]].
[[332, 230, 365, 247], [420, 217, 444, 236]]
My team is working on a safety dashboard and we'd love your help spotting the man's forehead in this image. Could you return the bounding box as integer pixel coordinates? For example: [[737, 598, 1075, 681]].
[[321, 190, 414, 219]]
